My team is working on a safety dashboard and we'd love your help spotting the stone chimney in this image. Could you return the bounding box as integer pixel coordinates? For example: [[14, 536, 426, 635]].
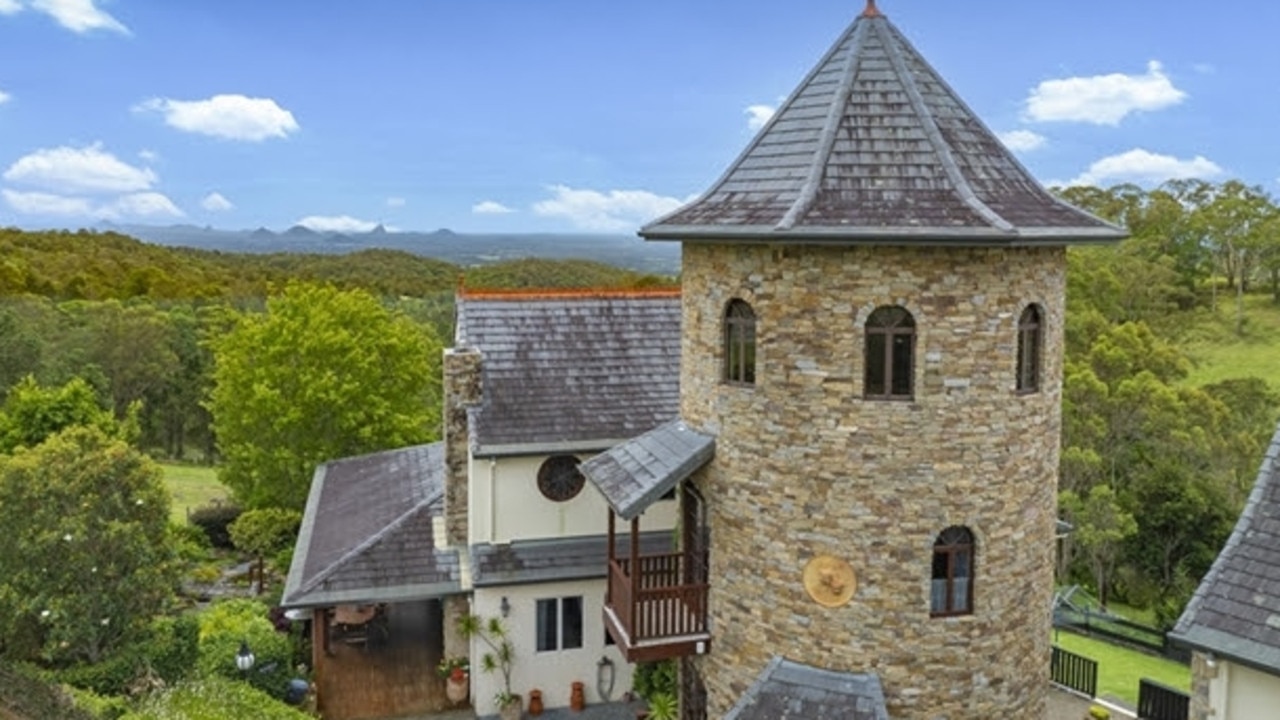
[[442, 347, 481, 547]]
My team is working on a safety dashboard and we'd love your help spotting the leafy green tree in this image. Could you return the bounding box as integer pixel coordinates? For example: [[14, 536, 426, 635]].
[[228, 508, 302, 594], [0, 375, 132, 454], [208, 283, 441, 509], [0, 426, 176, 665], [1060, 485, 1136, 608], [194, 599, 293, 698]]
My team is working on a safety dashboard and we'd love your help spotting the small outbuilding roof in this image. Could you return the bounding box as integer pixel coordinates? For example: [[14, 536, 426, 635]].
[[1170, 423, 1280, 673], [580, 419, 715, 521], [470, 531, 674, 587], [282, 443, 461, 608], [642, 1, 1125, 246], [455, 289, 682, 455], [725, 656, 890, 720]]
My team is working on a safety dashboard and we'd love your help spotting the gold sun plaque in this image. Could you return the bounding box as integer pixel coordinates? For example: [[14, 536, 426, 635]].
[[803, 555, 857, 608]]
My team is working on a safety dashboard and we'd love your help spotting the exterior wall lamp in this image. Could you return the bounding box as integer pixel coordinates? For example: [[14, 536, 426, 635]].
[[235, 639, 255, 673], [597, 655, 616, 701], [500, 596, 511, 618]]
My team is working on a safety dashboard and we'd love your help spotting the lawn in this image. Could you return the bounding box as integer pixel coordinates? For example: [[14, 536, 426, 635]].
[[161, 463, 229, 523], [1180, 293, 1280, 389], [1053, 630, 1189, 707]]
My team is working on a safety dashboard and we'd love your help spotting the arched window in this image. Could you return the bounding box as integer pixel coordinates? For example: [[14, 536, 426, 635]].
[[723, 300, 756, 385], [931, 526, 974, 616], [864, 306, 915, 400], [1016, 305, 1042, 393]]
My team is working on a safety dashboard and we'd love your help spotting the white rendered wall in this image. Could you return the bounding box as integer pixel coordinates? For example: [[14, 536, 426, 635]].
[[468, 453, 677, 544], [469, 581, 634, 716], [1216, 660, 1280, 720]]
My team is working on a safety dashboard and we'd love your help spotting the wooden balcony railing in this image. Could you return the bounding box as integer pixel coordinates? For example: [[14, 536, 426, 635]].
[[606, 552, 709, 661]]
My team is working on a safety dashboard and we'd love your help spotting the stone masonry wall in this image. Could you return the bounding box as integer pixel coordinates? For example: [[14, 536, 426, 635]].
[[443, 348, 482, 548], [1189, 651, 1217, 720], [680, 243, 1065, 719]]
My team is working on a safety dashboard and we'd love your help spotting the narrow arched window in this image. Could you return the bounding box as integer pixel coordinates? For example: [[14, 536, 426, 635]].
[[723, 300, 756, 385], [931, 526, 974, 616], [1016, 305, 1042, 394], [864, 306, 915, 400]]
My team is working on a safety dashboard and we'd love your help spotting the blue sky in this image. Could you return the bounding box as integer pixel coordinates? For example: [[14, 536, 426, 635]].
[[1, 0, 1277, 235]]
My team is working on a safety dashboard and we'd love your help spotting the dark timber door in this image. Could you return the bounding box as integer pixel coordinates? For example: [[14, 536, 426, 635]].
[[680, 657, 708, 720], [681, 484, 708, 587]]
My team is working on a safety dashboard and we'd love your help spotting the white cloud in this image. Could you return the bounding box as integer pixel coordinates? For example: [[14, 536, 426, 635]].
[[2, 188, 182, 219], [296, 215, 380, 233], [997, 129, 1046, 153], [137, 149, 159, 163], [200, 191, 233, 212], [1067, 148, 1223, 187], [472, 200, 514, 215], [1025, 60, 1186, 125], [385, 196, 405, 208], [532, 185, 689, 232], [0, 89, 10, 104], [0, 0, 21, 15], [745, 104, 776, 131], [136, 94, 299, 141], [3, 143, 155, 194], [30, 0, 128, 34]]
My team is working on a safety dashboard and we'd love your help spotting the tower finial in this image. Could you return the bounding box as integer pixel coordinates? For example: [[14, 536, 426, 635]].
[[861, 0, 883, 18]]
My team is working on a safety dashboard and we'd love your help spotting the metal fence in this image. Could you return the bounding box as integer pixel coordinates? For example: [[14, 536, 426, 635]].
[[1051, 645, 1098, 698], [1053, 606, 1191, 664], [1138, 678, 1190, 720]]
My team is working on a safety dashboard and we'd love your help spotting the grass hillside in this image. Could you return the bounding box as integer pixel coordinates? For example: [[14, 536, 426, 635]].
[[161, 463, 229, 523], [1181, 294, 1280, 389]]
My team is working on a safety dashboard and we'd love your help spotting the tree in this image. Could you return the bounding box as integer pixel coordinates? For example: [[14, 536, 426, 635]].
[[0, 375, 132, 454], [228, 508, 302, 594], [1060, 485, 1136, 609], [0, 426, 176, 665], [208, 283, 442, 510]]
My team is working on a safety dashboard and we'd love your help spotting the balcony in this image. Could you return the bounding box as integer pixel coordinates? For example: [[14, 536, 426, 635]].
[[605, 550, 710, 662]]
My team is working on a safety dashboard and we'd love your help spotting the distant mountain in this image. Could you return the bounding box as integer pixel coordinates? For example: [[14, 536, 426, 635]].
[[107, 224, 682, 276]]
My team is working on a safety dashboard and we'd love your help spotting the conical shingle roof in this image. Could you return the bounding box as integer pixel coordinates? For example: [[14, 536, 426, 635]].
[[642, 3, 1125, 246]]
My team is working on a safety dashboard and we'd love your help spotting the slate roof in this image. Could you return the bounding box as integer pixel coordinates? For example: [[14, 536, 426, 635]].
[[641, 3, 1125, 246], [456, 289, 682, 455], [580, 419, 715, 521], [1170, 423, 1280, 673], [724, 657, 890, 720], [470, 531, 674, 587], [282, 443, 461, 608]]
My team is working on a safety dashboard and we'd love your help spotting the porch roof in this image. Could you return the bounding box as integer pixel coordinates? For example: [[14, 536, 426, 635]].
[[470, 531, 674, 587], [725, 657, 890, 720], [1170, 422, 1280, 674], [282, 443, 462, 608], [580, 419, 715, 521]]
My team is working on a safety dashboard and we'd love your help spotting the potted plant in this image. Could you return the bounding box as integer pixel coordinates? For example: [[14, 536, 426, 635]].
[[458, 614, 521, 720], [437, 656, 470, 704]]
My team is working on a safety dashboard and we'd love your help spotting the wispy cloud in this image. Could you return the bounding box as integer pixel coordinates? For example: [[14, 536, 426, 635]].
[[997, 129, 1047, 153], [296, 215, 380, 233], [1067, 148, 1223, 187], [1025, 61, 1186, 126], [745, 104, 776, 131], [19, 0, 130, 34], [3, 143, 155, 194], [2, 189, 182, 219], [0, 89, 11, 104], [472, 200, 514, 215], [385, 196, 405, 208], [201, 192, 233, 212], [532, 185, 689, 232], [0, 0, 21, 15], [2, 189, 93, 216], [103, 192, 183, 219], [136, 94, 299, 141]]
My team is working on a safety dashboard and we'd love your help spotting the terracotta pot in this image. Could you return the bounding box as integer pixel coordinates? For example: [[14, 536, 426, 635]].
[[528, 689, 544, 716], [445, 674, 469, 704], [571, 681, 585, 711]]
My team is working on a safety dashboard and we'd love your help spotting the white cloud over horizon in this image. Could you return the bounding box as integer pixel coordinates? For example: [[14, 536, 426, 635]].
[[201, 192, 233, 212], [0, 0, 22, 14], [745, 104, 776, 131], [3, 143, 156, 194], [532, 185, 689, 232], [997, 129, 1047, 153], [1025, 61, 1186, 126], [4, 0, 130, 34], [0, 89, 10, 104], [472, 200, 514, 215], [295, 215, 381, 233], [1066, 148, 1223, 187], [385, 196, 405, 208], [2, 188, 182, 220], [136, 94, 299, 141]]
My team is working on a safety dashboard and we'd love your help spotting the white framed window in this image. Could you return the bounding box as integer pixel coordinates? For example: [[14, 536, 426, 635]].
[[536, 596, 583, 652]]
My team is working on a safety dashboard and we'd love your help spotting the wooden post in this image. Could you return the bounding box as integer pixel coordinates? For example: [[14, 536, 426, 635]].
[[630, 517, 640, 639], [606, 510, 616, 604]]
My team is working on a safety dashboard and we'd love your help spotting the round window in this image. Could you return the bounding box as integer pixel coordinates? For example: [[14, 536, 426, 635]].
[[537, 455, 585, 502]]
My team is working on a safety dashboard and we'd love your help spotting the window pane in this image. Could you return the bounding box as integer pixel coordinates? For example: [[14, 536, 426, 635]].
[[742, 322, 756, 384], [931, 579, 947, 613], [562, 596, 583, 650], [890, 333, 913, 396], [536, 599, 558, 652], [865, 333, 887, 395], [952, 577, 970, 612], [1027, 329, 1040, 390], [954, 549, 971, 578]]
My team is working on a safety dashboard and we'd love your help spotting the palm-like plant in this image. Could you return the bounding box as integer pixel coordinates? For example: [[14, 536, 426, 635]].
[[457, 614, 517, 708]]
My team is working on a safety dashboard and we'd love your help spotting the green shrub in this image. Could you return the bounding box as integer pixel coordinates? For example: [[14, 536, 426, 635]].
[[634, 659, 676, 699], [122, 676, 311, 720], [197, 599, 292, 698], [169, 522, 214, 564], [0, 661, 97, 720], [187, 501, 242, 549], [67, 686, 130, 719], [56, 614, 199, 696]]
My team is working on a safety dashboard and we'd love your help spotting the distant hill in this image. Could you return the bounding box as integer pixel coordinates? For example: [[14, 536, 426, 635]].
[[102, 223, 682, 276]]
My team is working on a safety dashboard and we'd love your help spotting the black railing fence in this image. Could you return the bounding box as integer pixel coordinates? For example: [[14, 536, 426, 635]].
[[1138, 678, 1190, 720], [1051, 645, 1098, 698]]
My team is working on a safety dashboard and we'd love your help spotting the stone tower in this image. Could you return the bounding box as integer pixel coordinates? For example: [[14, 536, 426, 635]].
[[637, 2, 1126, 718]]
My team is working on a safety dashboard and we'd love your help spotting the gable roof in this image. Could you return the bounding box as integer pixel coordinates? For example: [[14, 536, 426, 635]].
[[641, 4, 1125, 246], [581, 419, 715, 521], [470, 531, 675, 587], [725, 656, 890, 720], [1170, 423, 1280, 673], [456, 289, 682, 455], [282, 443, 461, 608]]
